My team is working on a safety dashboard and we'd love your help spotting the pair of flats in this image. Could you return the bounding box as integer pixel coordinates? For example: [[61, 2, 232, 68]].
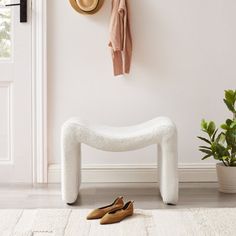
[[86, 196, 134, 224]]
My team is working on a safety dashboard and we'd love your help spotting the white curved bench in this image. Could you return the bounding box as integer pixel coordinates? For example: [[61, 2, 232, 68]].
[[61, 117, 179, 205]]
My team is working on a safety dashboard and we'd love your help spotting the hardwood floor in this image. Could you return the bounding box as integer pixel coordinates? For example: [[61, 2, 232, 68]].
[[0, 183, 235, 209]]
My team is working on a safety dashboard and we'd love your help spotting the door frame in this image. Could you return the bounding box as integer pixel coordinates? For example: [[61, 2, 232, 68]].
[[32, 0, 48, 183]]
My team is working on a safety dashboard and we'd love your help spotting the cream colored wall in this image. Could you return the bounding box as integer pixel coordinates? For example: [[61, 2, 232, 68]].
[[47, 0, 236, 167]]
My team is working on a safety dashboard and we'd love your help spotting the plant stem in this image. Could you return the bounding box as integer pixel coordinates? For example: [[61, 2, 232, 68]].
[[222, 159, 228, 166], [227, 159, 230, 166]]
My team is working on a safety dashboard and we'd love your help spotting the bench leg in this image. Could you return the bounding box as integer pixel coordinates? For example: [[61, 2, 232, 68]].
[[61, 127, 81, 204], [158, 132, 178, 205]]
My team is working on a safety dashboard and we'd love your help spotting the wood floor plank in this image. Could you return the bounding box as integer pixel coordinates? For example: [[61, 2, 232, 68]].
[[0, 183, 235, 209]]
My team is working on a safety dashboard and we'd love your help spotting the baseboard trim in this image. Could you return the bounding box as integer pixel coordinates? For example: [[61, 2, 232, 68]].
[[48, 163, 217, 183]]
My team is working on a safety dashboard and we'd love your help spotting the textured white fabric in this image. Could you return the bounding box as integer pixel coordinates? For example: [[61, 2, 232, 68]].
[[152, 208, 236, 236], [61, 117, 178, 204], [1, 208, 236, 236], [0, 209, 23, 236]]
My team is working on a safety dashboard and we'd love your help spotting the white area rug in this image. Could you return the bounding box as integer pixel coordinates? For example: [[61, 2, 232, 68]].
[[0, 208, 236, 236]]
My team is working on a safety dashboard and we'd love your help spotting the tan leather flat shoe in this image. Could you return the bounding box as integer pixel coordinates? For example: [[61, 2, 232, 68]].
[[86, 196, 124, 220], [100, 201, 134, 224]]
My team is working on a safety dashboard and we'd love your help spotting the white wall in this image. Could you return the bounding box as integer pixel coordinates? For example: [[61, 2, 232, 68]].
[[47, 0, 236, 170]]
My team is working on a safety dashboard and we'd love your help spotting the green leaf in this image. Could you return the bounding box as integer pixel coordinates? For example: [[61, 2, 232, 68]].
[[219, 133, 226, 143], [218, 145, 230, 157], [222, 156, 229, 161], [224, 99, 235, 113], [225, 90, 235, 105], [226, 119, 233, 126], [215, 132, 225, 143], [197, 136, 211, 145], [221, 124, 228, 130], [212, 129, 218, 141], [199, 146, 211, 150], [230, 158, 236, 163], [199, 149, 212, 155], [213, 153, 220, 160], [201, 119, 208, 131], [230, 121, 236, 129], [201, 154, 212, 160], [225, 129, 236, 147], [215, 134, 221, 143], [207, 121, 216, 137]]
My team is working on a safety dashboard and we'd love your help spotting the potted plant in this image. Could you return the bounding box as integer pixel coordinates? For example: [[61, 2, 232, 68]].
[[198, 89, 236, 193]]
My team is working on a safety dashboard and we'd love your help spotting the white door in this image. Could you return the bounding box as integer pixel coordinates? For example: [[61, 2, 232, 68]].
[[0, 0, 32, 182]]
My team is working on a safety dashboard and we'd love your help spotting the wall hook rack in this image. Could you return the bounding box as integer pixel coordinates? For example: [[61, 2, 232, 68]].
[[4, 0, 27, 22]]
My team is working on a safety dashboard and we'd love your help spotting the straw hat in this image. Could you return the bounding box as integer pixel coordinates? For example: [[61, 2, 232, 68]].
[[69, 0, 104, 14]]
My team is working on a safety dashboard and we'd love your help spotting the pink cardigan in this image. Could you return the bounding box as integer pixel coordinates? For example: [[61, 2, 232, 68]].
[[109, 0, 132, 76]]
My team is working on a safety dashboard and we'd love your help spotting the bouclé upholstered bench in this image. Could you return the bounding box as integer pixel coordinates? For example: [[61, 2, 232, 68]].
[[61, 117, 179, 205]]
